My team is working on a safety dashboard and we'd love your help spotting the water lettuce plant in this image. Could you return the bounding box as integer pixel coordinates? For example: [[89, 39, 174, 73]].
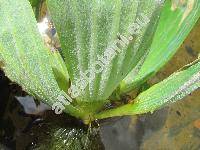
[[0, 0, 200, 124]]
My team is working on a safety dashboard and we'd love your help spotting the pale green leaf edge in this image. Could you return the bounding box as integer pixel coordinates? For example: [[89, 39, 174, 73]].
[[119, 0, 200, 94], [95, 60, 200, 119]]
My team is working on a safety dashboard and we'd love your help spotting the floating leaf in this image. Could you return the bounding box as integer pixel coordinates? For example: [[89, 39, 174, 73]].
[[47, 0, 165, 108], [120, 0, 200, 94], [95, 61, 200, 119], [0, 0, 78, 116], [1, 0, 200, 122]]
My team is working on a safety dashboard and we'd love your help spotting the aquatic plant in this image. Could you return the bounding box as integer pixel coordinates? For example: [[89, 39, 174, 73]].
[[0, 0, 200, 124]]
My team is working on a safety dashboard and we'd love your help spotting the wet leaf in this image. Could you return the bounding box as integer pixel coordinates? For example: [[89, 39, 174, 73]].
[[47, 0, 165, 107], [1, 0, 200, 121], [0, 0, 67, 109], [50, 51, 70, 92], [95, 61, 200, 119], [120, 0, 200, 94]]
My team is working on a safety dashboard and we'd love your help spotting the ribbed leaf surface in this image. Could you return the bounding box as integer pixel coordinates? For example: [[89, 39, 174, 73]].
[[0, 0, 63, 106], [95, 60, 200, 119], [120, 0, 200, 94], [47, 0, 165, 103]]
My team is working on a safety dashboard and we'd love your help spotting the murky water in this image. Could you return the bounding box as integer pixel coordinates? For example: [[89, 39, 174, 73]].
[[0, 73, 103, 149], [99, 19, 200, 150]]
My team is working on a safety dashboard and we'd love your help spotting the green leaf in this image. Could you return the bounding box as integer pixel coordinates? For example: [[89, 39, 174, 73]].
[[120, 0, 200, 94], [0, 0, 80, 117], [47, 0, 165, 106], [95, 60, 200, 119], [0, 0, 58, 102], [50, 51, 70, 92], [29, 0, 40, 7]]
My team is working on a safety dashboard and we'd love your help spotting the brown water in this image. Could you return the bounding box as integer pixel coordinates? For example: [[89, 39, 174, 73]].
[[99, 19, 200, 150]]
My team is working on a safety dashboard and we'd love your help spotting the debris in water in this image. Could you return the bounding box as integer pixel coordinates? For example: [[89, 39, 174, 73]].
[[37, 16, 61, 51], [171, 0, 195, 26], [180, 0, 195, 25], [193, 119, 200, 129], [16, 96, 50, 115]]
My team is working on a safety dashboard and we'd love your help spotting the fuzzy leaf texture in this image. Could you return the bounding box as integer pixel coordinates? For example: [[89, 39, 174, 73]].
[[47, 0, 165, 104], [0, 0, 200, 121], [0, 0, 75, 114], [120, 0, 200, 94], [95, 60, 200, 119]]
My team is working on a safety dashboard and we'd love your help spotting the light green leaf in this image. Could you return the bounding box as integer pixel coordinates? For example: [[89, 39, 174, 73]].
[[95, 60, 200, 119], [50, 51, 70, 92], [47, 0, 165, 107], [120, 0, 200, 94], [0, 0, 77, 115]]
